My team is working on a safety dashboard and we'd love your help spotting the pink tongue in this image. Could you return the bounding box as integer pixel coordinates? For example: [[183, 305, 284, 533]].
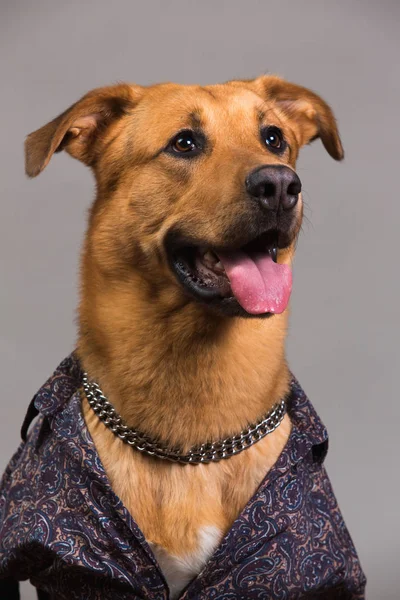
[[216, 250, 292, 315]]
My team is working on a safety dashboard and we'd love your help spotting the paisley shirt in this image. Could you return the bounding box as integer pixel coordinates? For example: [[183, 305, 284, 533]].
[[0, 354, 366, 599]]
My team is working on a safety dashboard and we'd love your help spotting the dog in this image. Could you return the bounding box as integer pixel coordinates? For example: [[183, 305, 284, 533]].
[[0, 75, 366, 599]]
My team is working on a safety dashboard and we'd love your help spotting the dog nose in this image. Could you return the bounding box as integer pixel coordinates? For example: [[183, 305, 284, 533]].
[[246, 165, 302, 211]]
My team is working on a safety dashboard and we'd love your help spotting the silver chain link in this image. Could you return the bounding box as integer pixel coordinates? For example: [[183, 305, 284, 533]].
[[82, 373, 287, 465]]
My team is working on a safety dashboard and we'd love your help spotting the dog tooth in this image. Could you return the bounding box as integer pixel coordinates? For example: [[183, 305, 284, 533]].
[[203, 250, 218, 264]]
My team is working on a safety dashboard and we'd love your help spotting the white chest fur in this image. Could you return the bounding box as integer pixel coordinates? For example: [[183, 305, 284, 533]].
[[149, 526, 222, 599]]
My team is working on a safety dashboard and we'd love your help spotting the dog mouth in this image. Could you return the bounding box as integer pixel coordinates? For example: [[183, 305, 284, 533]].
[[168, 230, 292, 315]]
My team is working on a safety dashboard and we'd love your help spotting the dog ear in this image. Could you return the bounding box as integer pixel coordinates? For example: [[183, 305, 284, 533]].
[[253, 75, 344, 160], [25, 84, 142, 177]]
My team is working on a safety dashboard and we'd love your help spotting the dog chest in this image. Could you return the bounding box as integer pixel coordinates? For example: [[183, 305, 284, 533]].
[[149, 525, 222, 599]]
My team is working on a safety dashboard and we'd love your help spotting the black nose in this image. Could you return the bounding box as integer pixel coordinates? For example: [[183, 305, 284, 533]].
[[246, 165, 302, 211]]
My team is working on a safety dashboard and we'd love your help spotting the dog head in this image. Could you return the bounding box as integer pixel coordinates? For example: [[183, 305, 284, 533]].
[[25, 76, 343, 318]]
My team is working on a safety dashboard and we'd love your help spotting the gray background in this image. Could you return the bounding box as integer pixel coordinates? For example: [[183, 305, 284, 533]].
[[1, 1, 399, 598]]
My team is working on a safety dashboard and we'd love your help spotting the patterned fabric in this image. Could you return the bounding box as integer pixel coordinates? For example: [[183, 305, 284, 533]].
[[0, 354, 366, 599]]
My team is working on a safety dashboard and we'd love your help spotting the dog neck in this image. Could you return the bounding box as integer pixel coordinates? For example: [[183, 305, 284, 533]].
[[77, 251, 291, 450]]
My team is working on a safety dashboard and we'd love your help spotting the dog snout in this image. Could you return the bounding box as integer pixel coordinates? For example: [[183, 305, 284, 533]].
[[245, 165, 302, 212]]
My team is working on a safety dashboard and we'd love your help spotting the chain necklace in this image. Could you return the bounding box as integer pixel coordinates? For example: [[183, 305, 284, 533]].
[[82, 373, 287, 465]]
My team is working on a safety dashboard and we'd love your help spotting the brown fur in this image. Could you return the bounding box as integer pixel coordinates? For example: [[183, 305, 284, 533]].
[[25, 76, 342, 560]]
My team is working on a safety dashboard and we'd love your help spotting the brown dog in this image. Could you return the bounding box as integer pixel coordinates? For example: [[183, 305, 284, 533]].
[[24, 76, 345, 597]]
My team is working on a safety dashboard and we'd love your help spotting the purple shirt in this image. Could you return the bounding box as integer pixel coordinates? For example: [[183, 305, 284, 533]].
[[0, 354, 366, 599]]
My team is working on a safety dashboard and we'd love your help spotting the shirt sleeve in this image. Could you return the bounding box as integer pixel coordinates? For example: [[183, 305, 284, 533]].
[[0, 420, 54, 584]]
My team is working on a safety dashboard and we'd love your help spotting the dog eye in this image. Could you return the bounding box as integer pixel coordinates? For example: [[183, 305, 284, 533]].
[[262, 127, 286, 153], [174, 134, 196, 153], [166, 130, 202, 158]]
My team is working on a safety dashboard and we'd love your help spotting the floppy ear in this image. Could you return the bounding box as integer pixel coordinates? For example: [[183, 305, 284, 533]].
[[254, 75, 344, 160], [25, 84, 142, 177]]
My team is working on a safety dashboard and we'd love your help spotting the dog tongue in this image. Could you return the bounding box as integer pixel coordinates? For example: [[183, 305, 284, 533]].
[[216, 250, 292, 314]]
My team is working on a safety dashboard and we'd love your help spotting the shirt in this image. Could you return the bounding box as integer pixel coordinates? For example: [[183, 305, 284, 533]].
[[0, 354, 366, 599]]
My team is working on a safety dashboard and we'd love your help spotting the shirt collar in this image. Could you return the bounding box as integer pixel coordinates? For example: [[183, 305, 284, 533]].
[[27, 353, 328, 464]]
